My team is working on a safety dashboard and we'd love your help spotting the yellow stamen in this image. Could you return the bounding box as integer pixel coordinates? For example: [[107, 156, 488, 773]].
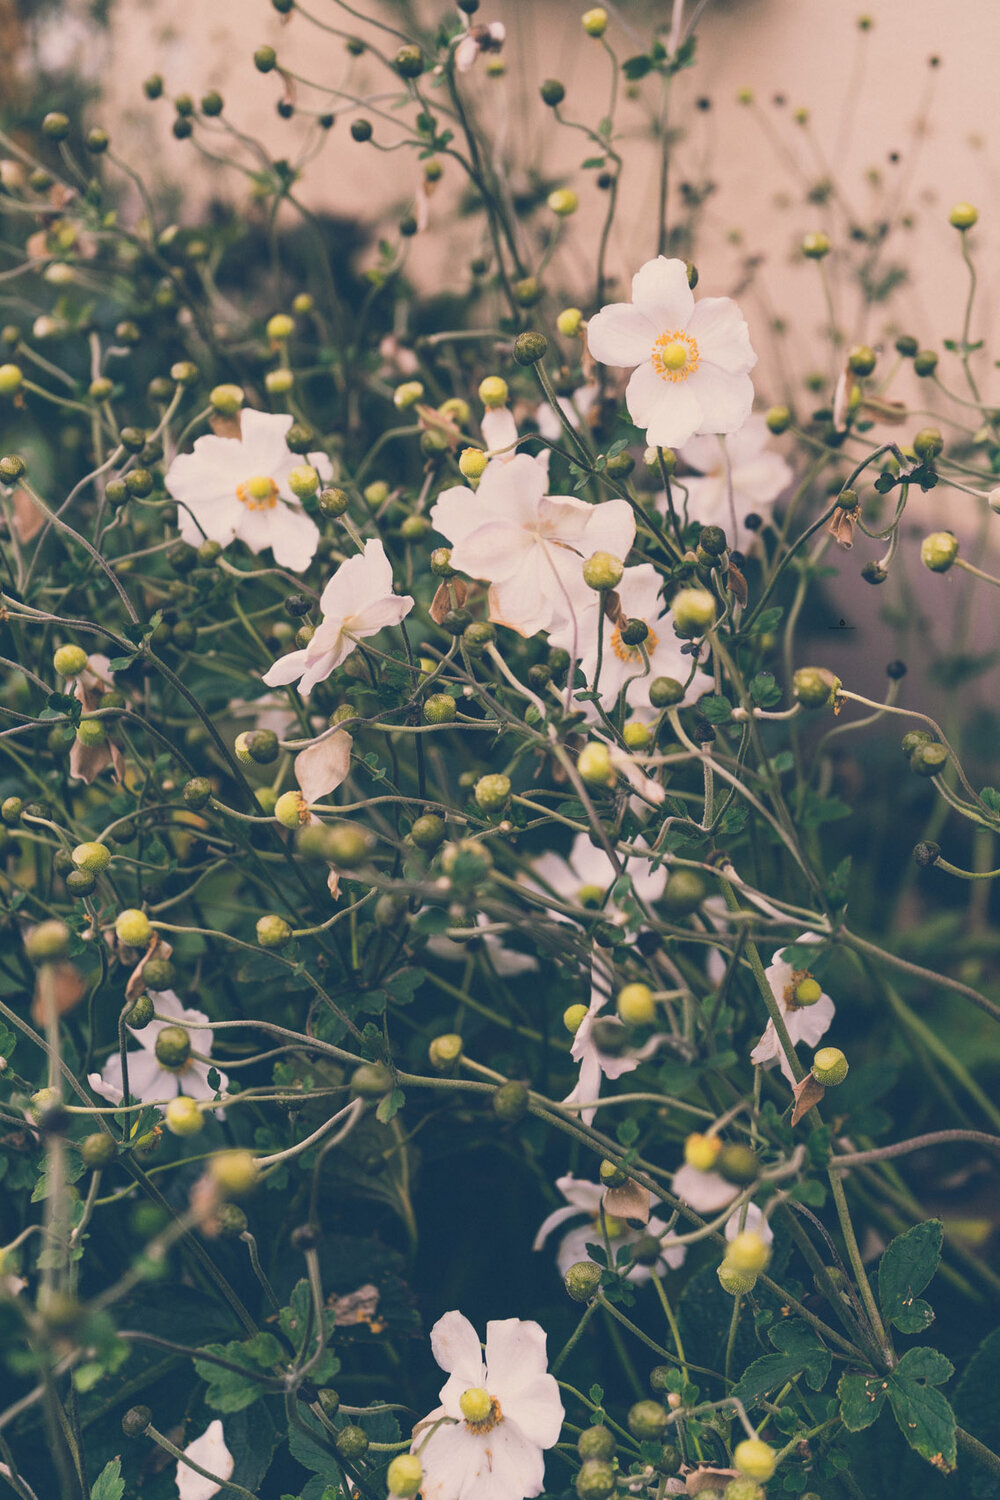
[[610, 623, 658, 663], [783, 968, 813, 1010], [460, 1388, 503, 1433], [651, 329, 700, 382], [236, 474, 280, 510]]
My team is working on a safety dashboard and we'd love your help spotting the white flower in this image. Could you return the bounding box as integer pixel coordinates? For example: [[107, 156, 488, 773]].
[[412, 1310, 563, 1500], [677, 414, 792, 547], [549, 563, 701, 719], [751, 932, 835, 1084], [536, 383, 599, 444], [564, 953, 667, 1125], [455, 20, 506, 72], [431, 454, 634, 638], [263, 539, 414, 696], [176, 1419, 235, 1500], [528, 830, 666, 918], [534, 1175, 685, 1282], [724, 1202, 773, 1247], [587, 256, 757, 449], [88, 991, 228, 1111], [672, 1167, 774, 1244], [427, 912, 538, 977], [164, 410, 330, 572]]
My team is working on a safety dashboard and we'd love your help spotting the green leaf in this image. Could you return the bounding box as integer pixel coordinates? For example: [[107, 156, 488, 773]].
[[887, 1346, 956, 1472], [622, 53, 653, 79], [838, 1370, 888, 1432], [0, 1022, 16, 1061], [878, 1220, 942, 1333], [376, 1088, 405, 1124], [732, 1320, 831, 1404], [749, 671, 782, 708], [699, 694, 733, 724], [288, 1407, 341, 1480], [193, 1341, 273, 1412], [90, 1458, 125, 1500]]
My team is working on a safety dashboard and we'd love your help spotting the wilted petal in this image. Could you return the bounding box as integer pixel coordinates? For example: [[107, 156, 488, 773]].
[[295, 729, 353, 804]]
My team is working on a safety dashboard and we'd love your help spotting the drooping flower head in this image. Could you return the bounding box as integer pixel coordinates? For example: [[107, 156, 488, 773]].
[[412, 1310, 563, 1500], [431, 454, 634, 639], [587, 256, 757, 449], [263, 539, 414, 697], [751, 932, 835, 1084], [88, 990, 228, 1111], [677, 413, 792, 548], [534, 1175, 685, 1283], [164, 410, 331, 571]]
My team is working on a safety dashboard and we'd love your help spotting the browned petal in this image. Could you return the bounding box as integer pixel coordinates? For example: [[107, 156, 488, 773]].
[[603, 1179, 652, 1226], [791, 1071, 826, 1126]]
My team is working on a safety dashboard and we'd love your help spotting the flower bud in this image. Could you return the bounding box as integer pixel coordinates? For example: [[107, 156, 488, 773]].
[[565, 1260, 602, 1301], [165, 1096, 204, 1136], [913, 426, 943, 461], [210, 1149, 258, 1197], [576, 1461, 616, 1500], [717, 1144, 759, 1184], [474, 773, 511, 811], [540, 78, 566, 106], [648, 676, 684, 709], [387, 1455, 423, 1498], [583, 551, 624, 591], [183, 776, 212, 810], [257, 913, 292, 948], [628, 1400, 669, 1440], [724, 1481, 766, 1500], [617, 982, 654, 1027], [1, 796, 21, 826], [812, 1046, 848, 1085], [393, 380, 424, 410], [582, 7, 608, 35], [683, 1133, 721, 1173], [913, 349, 938, 377], [513, 330, 548, 366], [622, 722, 652, 751], [733, 1439, 776, 1482], [121, 1406, 151, 1438], [547, 188, 578, 218], [672, 587, 715, 636], [424, 693, 457, 725], [663, 869, 707, 914], [288, 464, 320, 498], [557, 307, 583, 337], [125, 993, 154, 1029], [492, 1080, 530, 1123], [72, 841, 110, 874], [318, 823, 373, 866], [921, 531, 958, 572], [116, 909, 152, 948], [463, 621, 496, 654], [577, 742, 614, 788], [766, 404, 791, 434], [351, 1062, 393, 1099], [410, 814, 446, 851], [913, 840, 940, 868], [459, 447, 488, 481], [216, 1202, 248, 1238], [274, 791, 308, 829], [394, 44, 424, 77], [81, 1132, 117, 1168], [0, 362, 23, 396], [910, 741, 948, 777], [847, 344, 876, 377], [76, 719, 107, 749], [429, 1033, 463, 1071], [350, 118, 373, 142], [336, 1425, 369, 1460], [563, 1003, 589, 1034], [53, 644, 88, 677], [0, 453, 26, 481], [802, 231, 830, 258], [155, 1026, 192, 1069], [717, 1262, 758, 1295], [793, 666, 841, 709], [479, 376, 509, 408], [725, 1231, 770, 1277], [949, 201, 978, 230], [66, 868, 96, 897]]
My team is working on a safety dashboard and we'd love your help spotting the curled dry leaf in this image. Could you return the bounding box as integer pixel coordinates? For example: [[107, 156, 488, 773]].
[[791, 1070, 826, 1125], [602, 1179, 651, 1226], [429, 577, 468, 625]]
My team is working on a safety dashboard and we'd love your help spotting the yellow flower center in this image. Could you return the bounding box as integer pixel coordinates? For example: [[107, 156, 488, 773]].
[[784, 968, 815, 1010], [651, 329, 700, 383], [460, 1387, 503, 1433], [591, 1211, 625, 1238], [577, 883, 606, 908], [610, 623, 658, 663], [236, 474, 280, 510]]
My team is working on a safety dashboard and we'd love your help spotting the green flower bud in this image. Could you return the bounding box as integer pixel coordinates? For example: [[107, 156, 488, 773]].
[[215, 1202, 249, 1238], [42, 111, 71, 140], [717, 1144, 759, 1185], [540, 78, 566, 106], [53, 644, 88, 677], [142, 958, 176, 990], [648, 676, 684, 708], [847, 344, 876, 376], [671, 587, 716, 636], [577, 742, 614, 788], [429, 1033, 463, 1071], [513, 331, 548, 365], [575, 1460, 616, 1500], [394, 45, 424, 77], [257, 914, 292, 948], [812, 1046, 848, 1085], [154, 1025, 192, 1069], [125, 469, 154, 499], [949, 201, 978, 230], [479, 376, 509, 408], [492, 1080, 529, 1122], [513, 276, 543, 307], [474, 773, 511, 811], [921, 531, 958, 572], [0, 363, 23, 396], [350, 1062, 393, 1099], [116, 909, 152, 947], [766, 404, 791, 434], [913, 426, 943, 461], [350, 119, 373, 142], [125, 993, 154, 1029], [183, 777, 212, 810], [410, 814, 446, 851], [254, 45, 277, 72], [121, 1406, 151, 1438], [724, 1230, 770, 1276], [558, 307, 583, 337], [564, 1260, 602, 1302], [662, 869, 707, 914], [913, 349, 938, 377], [387, 1455, 423, 1498], [71, 841, 111, 875], [617, 982, 654, 1026], [578, 1426, 616, 1461], [335, 1426, 370, 1461], [627, 1400, 669, 1440], [792, 666, 841, 709], [424, 693, 457, 725], [165, 1096, 204, 1136], [733, 1439, 776, 1482], [717, 1262, 758, 1295], [583, 551, 624, 591], [724, 1481, 766, 1500], [802, 231, 830, 258], [0, 453, 26, 481], [81, 1132, 117, 1168], [210, 1150, 259, 1196], [1, 796, 22, 826], [25, 920, 70, 962], [582, 8, 608, 37], [901, 729, 934, 757], [909, 741, 948, 777]]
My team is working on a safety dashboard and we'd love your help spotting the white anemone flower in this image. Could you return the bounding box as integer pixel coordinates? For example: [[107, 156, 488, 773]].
[[176, 1419, 235, 1500], [534, 1175, 686, 1282], [263, 539, 414, 696], [88, 991, 228, 1111], [565, 953, 667, 1125], [455, 20, 506, 72], [724, 1201, 773, 1247], [164, 410, 331, 572], [677, 414, 793, 547], [549, 563, 702, 718], [751, 932, 835, 1084], [430, 454, 634, 638], [412, 1310, 563, 1500], [586, 256, 757, 449], [672, 1166, 775, 1244], [426, 912, 538, 976], [528, 830, 666, 919]]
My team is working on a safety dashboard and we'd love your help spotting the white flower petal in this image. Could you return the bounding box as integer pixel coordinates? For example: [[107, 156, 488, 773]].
[[431, 1309, 486, 1383], [686, 296, 757, 375], [626, 363, 701, 448], [262, 647, 311, 689], [269, 506, 320, 572], [176, 1419, 235, 1500], [482, 407, 519, 455], [295, 729, 353, 804], [672, 1164, 739, 1213], [630, 256, 696, 329], [725, 1202, 773, 1245], [691, 365, 755, 437], [586, 303, 659, 369]]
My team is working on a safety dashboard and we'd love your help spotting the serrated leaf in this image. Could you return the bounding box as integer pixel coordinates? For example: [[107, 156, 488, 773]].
[[699, 694, 733, 724], [838, 1370, 889, 1431], [732, 1320, 831, 1404], [90, 1458, 125, 1500], [887, 1345, 956, 1472], [376, 1088, 405, 1124], [193, 1341, 270, 1412], [878, 1220, 942, 1333]]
